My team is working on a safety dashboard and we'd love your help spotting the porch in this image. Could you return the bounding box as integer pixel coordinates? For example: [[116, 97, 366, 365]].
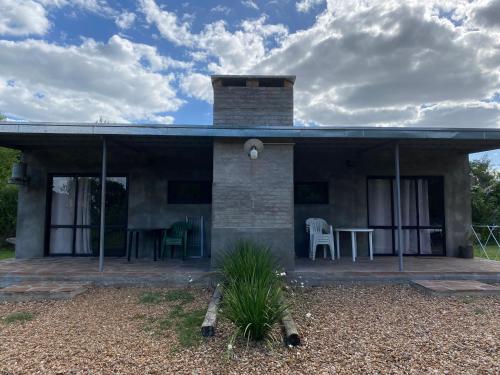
[[0, 256, 498, 286]]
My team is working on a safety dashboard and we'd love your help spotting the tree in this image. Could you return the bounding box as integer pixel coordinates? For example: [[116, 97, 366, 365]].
[[470, 157, 500, 225], [0, 113, 6, 121]]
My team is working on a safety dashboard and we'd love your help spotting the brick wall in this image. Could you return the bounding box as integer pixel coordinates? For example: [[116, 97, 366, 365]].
[[211, 141, 295, 269]]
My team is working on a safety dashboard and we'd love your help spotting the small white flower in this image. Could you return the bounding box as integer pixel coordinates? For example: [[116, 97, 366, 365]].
[[280, 272, 286, 276], [288, 344, 293, 348], [306, 312, 312, 318], [227, 344, 233, 350]]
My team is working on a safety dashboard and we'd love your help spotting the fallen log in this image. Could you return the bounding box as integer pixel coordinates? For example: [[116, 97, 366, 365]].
[[201, 285, 223, 337], [282, 307, 300, 346]]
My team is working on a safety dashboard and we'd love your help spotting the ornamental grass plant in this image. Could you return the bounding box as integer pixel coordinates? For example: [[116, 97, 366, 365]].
[[220, 240, 286, 342]]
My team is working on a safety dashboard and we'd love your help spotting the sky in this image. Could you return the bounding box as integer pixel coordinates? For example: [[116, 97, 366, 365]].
[[0, 0, 499, 164]]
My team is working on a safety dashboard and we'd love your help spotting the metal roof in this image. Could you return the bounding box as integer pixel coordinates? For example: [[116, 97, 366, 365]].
[[0, 122, 499, 140]]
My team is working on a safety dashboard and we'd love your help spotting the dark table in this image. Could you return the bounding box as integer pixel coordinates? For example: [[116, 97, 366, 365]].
[[127, 228, 164, 262]]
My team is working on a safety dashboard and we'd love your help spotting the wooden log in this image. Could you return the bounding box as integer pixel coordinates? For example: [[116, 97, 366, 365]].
[[282, 308, 300, 346], [201, 285, 222, 337]]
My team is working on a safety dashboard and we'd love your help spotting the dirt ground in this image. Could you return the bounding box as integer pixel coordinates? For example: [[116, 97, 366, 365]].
[[0, 284, 498, 374]]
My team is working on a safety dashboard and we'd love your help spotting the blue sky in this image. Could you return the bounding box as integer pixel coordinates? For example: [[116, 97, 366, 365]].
[[0, 0, 499, 164]]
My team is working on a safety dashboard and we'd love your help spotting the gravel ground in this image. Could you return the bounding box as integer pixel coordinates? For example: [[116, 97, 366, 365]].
[[0, 284, 498, 374]]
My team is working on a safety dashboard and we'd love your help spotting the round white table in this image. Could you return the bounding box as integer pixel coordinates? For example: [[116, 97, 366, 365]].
[[334, 228, 374, 262]]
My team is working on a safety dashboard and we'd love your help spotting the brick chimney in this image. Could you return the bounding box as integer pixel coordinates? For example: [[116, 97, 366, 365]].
[[211, 75, 295, 127]]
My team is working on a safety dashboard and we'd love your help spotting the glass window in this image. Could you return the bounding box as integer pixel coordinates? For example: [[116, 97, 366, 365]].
[[51, 177, 76, 225], [368, 179, 392, 226], [167, 181, 212, 204], [48, 175, 128, 256], [294, 182, 329, 204], [367, 177, 445, 256]]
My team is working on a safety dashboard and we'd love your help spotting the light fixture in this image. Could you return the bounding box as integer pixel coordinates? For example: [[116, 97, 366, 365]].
[[8, 157, 29, 186], [243, 138, 264, 160]]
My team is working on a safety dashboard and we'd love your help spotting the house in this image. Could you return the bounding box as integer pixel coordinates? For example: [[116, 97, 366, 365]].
[[1, 75, 499, 271]]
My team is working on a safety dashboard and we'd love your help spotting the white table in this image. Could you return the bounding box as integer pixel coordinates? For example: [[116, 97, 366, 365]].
[[334, 228, 374, 262]]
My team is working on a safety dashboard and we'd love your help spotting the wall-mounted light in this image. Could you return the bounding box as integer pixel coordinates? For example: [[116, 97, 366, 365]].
[[9, 161, 28, 186], [8, 154, 29, 186], [243, 138, 264, 160]]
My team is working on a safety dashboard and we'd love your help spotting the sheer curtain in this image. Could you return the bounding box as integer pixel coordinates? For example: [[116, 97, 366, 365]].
[[49, 177, 75, 254], [368, 179, 393, 254], [369, 178, 432, 255], [418, 179, 432, 254], [75, 177, 93, 255]]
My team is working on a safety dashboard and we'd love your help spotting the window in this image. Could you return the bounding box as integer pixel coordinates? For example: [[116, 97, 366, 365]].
[[367, 176, 445, 255], [48, 175, 128, 256], [294, 182, 329, 204], [168, 181, 212, 204]]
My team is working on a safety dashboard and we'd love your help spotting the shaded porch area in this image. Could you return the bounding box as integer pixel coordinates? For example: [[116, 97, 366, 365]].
[[1, 257, 498, 286]]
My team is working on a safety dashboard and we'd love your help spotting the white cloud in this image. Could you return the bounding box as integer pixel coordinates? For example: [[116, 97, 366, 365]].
[[296, 0, 324, 13], [242, 0, 259, 10], [139, 0, 195, 46], [0, 0, 50, 36], [160, 0, 500, 127], [471, 0, 500, 30], [211, 5, 231, 15], [115, 11, 136, 30], [0, 36, 185, 123], [180, 73, 213, 103]]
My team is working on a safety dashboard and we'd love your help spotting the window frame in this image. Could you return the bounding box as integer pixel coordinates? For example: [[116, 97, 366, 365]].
[[366, 176, 446, 256], [45, 173, 129, 257], [294, 181, 330, 205], [167, 180, 212, 205]]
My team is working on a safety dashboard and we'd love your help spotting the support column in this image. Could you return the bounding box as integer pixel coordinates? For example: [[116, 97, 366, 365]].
[[394, 143, 404, 272], [99, 138, 107, 272]]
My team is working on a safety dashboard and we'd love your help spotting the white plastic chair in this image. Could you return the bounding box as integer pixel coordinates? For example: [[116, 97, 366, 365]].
[[306, 218, 335, 261]]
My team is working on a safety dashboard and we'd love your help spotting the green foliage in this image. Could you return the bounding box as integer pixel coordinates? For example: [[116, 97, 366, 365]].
[[140, 291, 204, 348], [0, 147, 20, 241], [470, 158, 500, 225], [0, 247, 15, 260], [0, 113, 5, 121], [2, 311, 34, 324], [220, 240, 286, 342]]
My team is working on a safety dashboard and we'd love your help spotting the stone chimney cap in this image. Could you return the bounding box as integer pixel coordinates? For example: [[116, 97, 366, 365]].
[[211, 75, 296, 87]]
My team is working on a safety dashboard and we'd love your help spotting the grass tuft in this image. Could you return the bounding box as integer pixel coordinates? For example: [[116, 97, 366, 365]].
[[220, 240, 286, 342], [3, 311, 34, 324]]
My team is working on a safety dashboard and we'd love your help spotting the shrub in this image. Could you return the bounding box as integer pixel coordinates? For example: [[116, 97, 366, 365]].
[[220, 240, 286, 342]]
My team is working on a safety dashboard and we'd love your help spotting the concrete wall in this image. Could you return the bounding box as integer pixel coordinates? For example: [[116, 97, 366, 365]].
[[15, 145, 213, 259], [211, 140, 295, 269], [213, 85, 293, 126], [294, 146, 471, 258]]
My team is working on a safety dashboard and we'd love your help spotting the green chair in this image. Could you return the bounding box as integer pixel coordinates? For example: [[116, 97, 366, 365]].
[[161, 221, 192, 260]]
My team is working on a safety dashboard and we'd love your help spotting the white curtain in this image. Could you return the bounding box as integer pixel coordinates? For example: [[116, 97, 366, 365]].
[[368, 179, 393, 254], [369, 178, 432, 255], [418, 179, 432, 254], [75, 178, 93, 255], [49, 177, 75, 254]]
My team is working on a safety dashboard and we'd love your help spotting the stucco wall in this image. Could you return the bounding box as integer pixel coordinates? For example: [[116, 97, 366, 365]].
[[211, 140, 295, 269]]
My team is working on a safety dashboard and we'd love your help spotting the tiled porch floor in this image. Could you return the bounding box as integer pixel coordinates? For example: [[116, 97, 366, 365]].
[[0, 257, 212, 287], [0, 256, 499, 286]]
